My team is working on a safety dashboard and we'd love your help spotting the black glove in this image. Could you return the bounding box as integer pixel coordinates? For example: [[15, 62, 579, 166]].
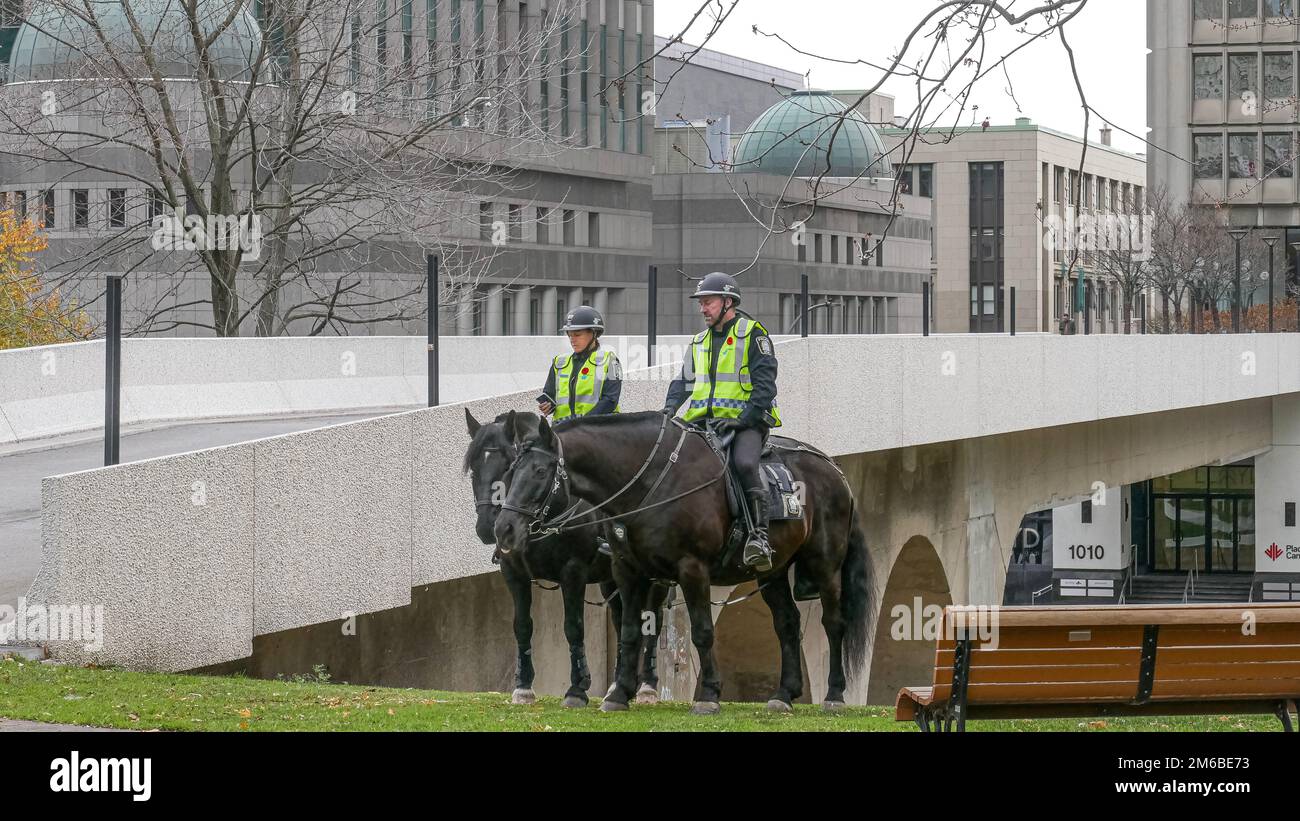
[[714, 418, 743, 434]]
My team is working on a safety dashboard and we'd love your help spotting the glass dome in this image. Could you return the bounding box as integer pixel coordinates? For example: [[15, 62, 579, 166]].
[[732, 90, 893, 179], [6, 0, 262, 83]]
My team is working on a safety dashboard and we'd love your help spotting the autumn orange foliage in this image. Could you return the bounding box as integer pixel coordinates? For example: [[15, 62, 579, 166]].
[[0, 208, 91, 349]]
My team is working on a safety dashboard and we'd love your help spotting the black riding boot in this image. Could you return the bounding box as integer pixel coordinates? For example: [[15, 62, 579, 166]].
[[743, 491, 774, 572]]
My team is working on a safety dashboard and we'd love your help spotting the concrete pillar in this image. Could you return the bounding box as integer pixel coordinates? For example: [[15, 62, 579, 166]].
[[593, 287, 608, 324], [541, 286, 558, 335], [487, 285, 504, 335], [513, 285, 532, 335], [1254, 394, 1300, 600], [568, 286, 584, 314], [457, 286, 475, 336]]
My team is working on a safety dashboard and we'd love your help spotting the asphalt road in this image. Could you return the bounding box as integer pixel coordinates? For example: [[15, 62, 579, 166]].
[[0, 413, 384, 611]]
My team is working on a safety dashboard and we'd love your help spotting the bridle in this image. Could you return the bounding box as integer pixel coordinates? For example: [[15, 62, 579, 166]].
[[473, 444, 517, 509], [499, 413, 727, 540]]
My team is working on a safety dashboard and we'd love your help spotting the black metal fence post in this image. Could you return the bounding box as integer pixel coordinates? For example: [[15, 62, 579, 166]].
[[648, 265, 657, 365], [427, 254, 439, 407], [104, 274, 122, 466], [1009, 286, 1016, 336], [922, 281, 931, 337]]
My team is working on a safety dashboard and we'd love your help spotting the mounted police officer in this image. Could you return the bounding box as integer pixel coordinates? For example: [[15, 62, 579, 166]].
[[538, 305, 622, 421], [662, 272, 781, 573], [538, 305, 622, 557]]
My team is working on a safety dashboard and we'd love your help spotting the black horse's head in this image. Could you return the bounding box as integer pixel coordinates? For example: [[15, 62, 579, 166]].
[[463, 408, 535, 545], [494, 412, 566, 557]]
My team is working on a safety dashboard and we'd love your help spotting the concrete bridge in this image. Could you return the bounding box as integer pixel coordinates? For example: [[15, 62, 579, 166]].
[[4, 332, 1300, 705]]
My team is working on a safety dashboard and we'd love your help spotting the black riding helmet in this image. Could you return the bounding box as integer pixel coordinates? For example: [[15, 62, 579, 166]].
[[692, 271, 741, 306], [560, 305, 605, 337]]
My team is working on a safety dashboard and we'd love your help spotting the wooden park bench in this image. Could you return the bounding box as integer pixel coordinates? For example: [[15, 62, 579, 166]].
[[895, 603, 1300, 732]]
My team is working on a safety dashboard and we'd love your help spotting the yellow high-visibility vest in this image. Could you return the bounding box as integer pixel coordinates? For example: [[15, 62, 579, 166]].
[[553, 348, 620, 420], [681, 317, 781, 427]]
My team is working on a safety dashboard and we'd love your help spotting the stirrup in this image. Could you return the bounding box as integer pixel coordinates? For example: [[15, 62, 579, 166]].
[[743, 537, 774, 572]]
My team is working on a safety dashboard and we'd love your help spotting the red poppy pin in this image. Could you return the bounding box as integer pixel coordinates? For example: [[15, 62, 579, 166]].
[[727, 337, 734, 345], [581, 367, 589, 375]]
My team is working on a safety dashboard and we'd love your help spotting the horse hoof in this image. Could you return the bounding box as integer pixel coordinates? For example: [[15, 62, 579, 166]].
[[635, 684, 660, 705], [766, 699, 793, 713], [822, 700, 847, 713], [600, 699, 629, 712], [510, 688, 537, 705], [561, 695, 589, 709], [690, 701, 721, 716]]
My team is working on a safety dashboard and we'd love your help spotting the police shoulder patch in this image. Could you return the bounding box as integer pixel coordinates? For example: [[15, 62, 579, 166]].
[[757, 335, 774, 356]]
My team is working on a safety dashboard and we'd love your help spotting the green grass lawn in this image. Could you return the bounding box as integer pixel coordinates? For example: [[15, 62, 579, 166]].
[[0, 656, 1286, 732]]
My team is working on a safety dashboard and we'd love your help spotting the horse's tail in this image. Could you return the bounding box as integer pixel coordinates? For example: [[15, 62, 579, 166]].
[[840, 501, 871, 683]]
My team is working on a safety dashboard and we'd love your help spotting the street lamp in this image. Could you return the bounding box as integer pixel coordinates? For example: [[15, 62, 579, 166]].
[[1227, 228, 1249, 333], [1263, 235, 1279, 333]]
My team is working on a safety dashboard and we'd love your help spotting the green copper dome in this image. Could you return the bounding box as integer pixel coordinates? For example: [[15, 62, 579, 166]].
[[6, 0, 262, 83], [733, 90, 893, 179]]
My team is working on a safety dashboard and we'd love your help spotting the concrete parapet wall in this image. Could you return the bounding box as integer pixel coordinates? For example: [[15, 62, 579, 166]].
[[24, 332, 1300, 678], [0, 335, 700, 445]]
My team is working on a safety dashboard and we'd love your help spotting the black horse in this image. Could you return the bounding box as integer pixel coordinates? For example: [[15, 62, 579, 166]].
[[494, 411, 870, 715], [464, 409, 667, 708]]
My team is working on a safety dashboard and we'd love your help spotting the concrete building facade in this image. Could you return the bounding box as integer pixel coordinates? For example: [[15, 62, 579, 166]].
[[882, 120, 1148, 334]]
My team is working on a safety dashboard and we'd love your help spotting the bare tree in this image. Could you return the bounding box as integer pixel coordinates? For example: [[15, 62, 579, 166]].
[[0, 0, 581, 336]]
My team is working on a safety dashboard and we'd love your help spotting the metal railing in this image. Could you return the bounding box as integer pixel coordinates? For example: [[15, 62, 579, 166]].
[[1181, 564, 1200, 603], [1118, 545, 1137, 605]]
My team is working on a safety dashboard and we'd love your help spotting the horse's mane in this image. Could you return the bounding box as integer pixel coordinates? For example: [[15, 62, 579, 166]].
[[554, 410, 664, 431], [463, 411, 539, 473]]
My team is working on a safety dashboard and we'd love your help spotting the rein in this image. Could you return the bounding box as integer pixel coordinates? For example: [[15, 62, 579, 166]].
[[518, 415, 727, 538]]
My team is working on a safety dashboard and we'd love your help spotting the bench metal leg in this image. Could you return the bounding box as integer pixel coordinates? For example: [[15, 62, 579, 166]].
[[1280, 701, 1296, 733]]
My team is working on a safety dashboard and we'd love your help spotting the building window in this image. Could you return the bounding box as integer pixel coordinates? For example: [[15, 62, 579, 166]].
[[73, 189, 88, 228], [897, 166, 913, 194], [502, 293, 514, 335], [830, 235, 839, 264], [1264, 133, 1295, 177], [918, 164, 933, 197], [1229, 54, 1258, 107], [1195, 0, 1222, 20], [1229, 133, 1259, 178], [536, 206, 549, 244], [1054, 166, 1065, 204], [1194, 55, 1223, 102], [1264, 53, 1293, 101], [40, 189, 54, 228], [845, 236, 853, 265], [562, 209, 575, 245], [814, 233, 823, 263], [587, 211, 599, 247], [580, 19, 590, 146], [479, 201, 494, 240], [529, 297, 540, 334], [148, 188, 165, 222], [1266, 0, 1294, 16], [1229, 0, 1258, 17], [555, 296, 566, 332], [14, 190, 27, 218], [508, 203, 522, 242], [797, 237, 806, 263], [1194, 134, 1224, 179], [876, 240, 883, 267], [108, 189, 126, 228]]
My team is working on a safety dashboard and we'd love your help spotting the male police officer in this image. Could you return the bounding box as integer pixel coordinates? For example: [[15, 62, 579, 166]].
[[662, 272, 781, 572], [539, 305, 622, 420]]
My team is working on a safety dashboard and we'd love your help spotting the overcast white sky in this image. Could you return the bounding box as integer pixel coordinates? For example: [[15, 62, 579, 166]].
[[653, 0, 1148, 153]]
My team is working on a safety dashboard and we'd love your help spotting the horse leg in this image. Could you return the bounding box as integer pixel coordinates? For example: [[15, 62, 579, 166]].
[[559, 564, 593, 709], [601, 571, 650, 712], [634, 583, 668, 705], [600, 579, 624, 700], [760, 570, 804, 711], [678, 557, 722, 715], [501, 563, 536, 705], [817, 562, 848, 712]]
